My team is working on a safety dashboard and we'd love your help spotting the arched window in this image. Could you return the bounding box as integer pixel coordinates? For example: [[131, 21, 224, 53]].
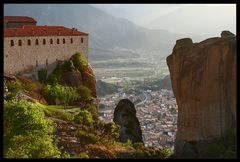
[[50, 38, 53, 44], [18, 40, 22, 46], [10, 40, 14, 46], [63, 38, 65, 44], [28, 39, 31, 46], [81, 37, 83, 43], [36, 60, 38, 67], [70, 38, 73, 43], [43, 39, 46, 45], [57, 38, 60, 44], [35, 39, 39, 45]]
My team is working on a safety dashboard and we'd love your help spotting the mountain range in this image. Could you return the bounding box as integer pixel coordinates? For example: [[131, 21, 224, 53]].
[[4, 4, 212, 61]]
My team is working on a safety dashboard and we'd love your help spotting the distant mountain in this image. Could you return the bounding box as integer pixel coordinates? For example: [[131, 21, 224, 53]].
[[4, 4, 188, 60], [147, 5, 236, 37]]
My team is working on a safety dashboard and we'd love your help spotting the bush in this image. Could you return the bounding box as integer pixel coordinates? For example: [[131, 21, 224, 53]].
[[45, 84, 80, 110], [78, 152, 89, 158], [70, 52, 88, 71], [38, 68, 48, 84], [84, 104, 98, 120], [4, 80, 23, 100], [4, 100, 61, 158], [76, 85, 92, 102], [76, 130, 100, 145], [86, 144, 116, 158], [73, 110, 93, 126], [103, 122, 119, 141]]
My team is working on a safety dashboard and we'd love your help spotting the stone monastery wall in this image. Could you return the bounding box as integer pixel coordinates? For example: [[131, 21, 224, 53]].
[[4, 35, 88, 74]]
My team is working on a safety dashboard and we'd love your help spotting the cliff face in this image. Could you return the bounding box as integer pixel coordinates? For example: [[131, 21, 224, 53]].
[[60, 64, 97, 98], [113, 99, 143, 143], [166, 31, 236, 156]]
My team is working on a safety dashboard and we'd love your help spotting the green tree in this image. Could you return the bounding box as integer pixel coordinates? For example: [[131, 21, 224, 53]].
[[38, 68, 48, 84], [46, 84, 80, 111]]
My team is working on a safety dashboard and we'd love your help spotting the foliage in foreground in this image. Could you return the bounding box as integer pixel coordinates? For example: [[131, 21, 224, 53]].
[[4, 100, 61, 158], [4, 79, 23, 101]]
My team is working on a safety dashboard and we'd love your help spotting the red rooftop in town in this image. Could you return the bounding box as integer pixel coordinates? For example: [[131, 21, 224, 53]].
[[4, 25, 89, 37]]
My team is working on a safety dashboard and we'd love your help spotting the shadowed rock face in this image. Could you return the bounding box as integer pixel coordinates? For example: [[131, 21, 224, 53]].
[[60, 64, 97, 98], [167, 31, 236, 157], [113, 99, 143, 143]]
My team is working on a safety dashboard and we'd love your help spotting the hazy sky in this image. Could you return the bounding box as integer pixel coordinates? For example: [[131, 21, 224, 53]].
[[92, 4, 236, 26], [92, 4, 236, 36]]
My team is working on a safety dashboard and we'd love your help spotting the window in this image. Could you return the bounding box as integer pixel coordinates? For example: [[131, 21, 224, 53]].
[[50, 38, 53, 44], [43, 39, 46, 45], [28, 39, 31, 46], [10, 40, 14, 46], [36, 60, 38, 67], [57, 39, 60, 44], [46, 59, 48, 66], [63, 38, 65, 44], [18, 40, 22, 46], [81, 37, 83, 43], [36, 39, 39, 45], [70, 38, 73, 43]]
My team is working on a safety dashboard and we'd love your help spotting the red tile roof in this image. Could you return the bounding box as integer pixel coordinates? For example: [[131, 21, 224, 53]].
[[4, 26, 89, 37], [4, 16, 37, 23]]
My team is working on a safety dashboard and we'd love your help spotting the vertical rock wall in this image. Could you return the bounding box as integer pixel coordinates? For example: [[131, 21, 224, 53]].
[[166, 31, 236, 157]]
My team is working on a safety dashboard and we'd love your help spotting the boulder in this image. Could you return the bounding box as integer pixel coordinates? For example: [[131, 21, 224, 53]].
[[113, 99, 143, 143]]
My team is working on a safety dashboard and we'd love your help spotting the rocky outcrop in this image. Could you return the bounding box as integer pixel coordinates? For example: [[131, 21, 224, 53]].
[[113, 99, 143, 143], [60, 64, 97, 98], [167, 31, 236, 157]]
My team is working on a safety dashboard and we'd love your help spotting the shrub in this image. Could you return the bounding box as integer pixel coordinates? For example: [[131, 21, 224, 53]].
[[86, 144, 116, 158], [78, 152, 89, 158], [84, 104, 98, 120], [4, 80, 23, 100], [70, 52, 88, 71], [38, 68, 48, 84], [103, 122, 119, 141], [76, 130, 100, 145], [4, 100, 61, 158], [45, 84, 80, 110], [73, 110, 93, 126], [76, 85, 92, 102]]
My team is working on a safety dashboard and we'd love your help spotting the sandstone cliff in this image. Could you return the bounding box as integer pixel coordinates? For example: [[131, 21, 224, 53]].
[[60, 64, 97, 98], [113, 99, 143, 143], [166, 31, 236, 157]]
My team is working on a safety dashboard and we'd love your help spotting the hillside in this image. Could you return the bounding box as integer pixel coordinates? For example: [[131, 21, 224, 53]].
[[3, 52, 171, 158]]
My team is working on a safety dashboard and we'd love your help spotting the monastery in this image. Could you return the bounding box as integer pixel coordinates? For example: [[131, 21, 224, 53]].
[[4, 16, 89, 75]]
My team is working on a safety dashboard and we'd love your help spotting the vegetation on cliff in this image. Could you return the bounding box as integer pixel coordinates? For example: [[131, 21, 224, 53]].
[[3, 52, 171, 158]]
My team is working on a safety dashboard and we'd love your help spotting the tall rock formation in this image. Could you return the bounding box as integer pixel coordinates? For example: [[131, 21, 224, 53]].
[[167, 31, 236, 157], [113, 99, 143, 143]]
